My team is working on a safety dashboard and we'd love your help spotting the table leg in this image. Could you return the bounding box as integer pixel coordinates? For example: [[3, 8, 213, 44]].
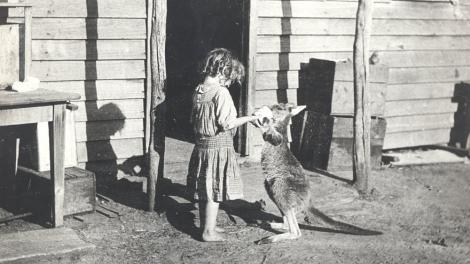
[[49, 104, 66, 227]]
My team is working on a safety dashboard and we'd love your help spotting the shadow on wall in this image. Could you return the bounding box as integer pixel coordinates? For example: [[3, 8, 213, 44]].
[[84, 0, 128, 196], [84, 103, 124, 181], [449, 82, 470, 150], [82, 103, 150, 209], [275, 1, 292, 104]]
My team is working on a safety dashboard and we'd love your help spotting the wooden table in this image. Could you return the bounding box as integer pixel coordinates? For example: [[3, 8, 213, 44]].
[[0, 89, 80, 227]]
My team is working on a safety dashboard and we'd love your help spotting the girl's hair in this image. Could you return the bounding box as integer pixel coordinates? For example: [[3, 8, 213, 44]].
[[200, 48, 245, 85]]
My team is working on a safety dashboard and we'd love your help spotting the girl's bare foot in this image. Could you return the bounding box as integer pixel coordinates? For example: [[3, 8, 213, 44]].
[[202, 230, 226, 242], [198, 226, 225, 233]]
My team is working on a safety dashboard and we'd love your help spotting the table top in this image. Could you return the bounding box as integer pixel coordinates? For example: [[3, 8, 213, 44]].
[[0, 89, 80, 108], [0, 2, 32, 7]]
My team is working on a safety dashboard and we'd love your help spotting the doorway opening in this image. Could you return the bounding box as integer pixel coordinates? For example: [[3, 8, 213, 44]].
[[166, 0, 248, 153]]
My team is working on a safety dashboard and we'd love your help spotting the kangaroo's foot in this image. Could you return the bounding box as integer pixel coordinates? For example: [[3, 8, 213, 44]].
[[257, 209, 301, 244], [269, 215, 288, 231], [269, 222, 288, 231], [256, 232, 301, 244]]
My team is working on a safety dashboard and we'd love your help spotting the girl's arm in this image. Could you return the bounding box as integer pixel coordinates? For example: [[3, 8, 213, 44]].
[[224, 115, 260, 130]]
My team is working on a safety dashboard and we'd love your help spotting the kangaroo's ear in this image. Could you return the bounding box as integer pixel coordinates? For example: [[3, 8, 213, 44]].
[[263, 127, 283, 146], [289, 105, 306, 116]]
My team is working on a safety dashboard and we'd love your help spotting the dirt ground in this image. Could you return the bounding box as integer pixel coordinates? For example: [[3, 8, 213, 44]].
[[2, 161, 470, 264]]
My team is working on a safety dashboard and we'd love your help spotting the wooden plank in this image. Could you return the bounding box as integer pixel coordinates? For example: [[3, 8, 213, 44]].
[[0, 228, 94, 263], [256, 52, 352, 72], [384, 99, 457, 117], [256, 71, 299, 90], [387, 149, 466, 167], [256, 82, 386, 115], [76, 138, 144, 162], [258, 1, 470, 20], [386, 113, 454, 133], [74, 99, 145, 122], [330, 82, 386, 115], [35, 110, 78, 171], [246, 0, 260, 156], [389, 66, 470, 84], [40, 80, 145, 101], [256, 71, 385, 91], [0, 89, 80, 107], [33, 40, 146, 60], [144, 0, 153, 152], [0, 24, 19, 88], [255, 89, 298, 107], [258, 18, 470, 36], [32, 60, 146, 81], [377, 50, 470, 68], [75, 119, 144, 142], [352, 0, 374, 192], [147, 0, 168, 212], [6, 18, 146, 40], [303, 58, 388, 83], [0, 106, 52, 126], [50, 104, 66, 227], [386, 83, 455, 101], [256, 66, 470, 91], [327, 115, 387, 139], [257, 35, 470, 53], [24, 6, 32, 80], [0, 2, 32, 7], [257, 50, 470, 72], [6, 0, 146, 18], [383, 128, 451, 149], [257, 35, 354, 53]]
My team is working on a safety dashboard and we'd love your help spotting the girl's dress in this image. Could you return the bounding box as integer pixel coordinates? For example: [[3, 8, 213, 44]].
[[187, 82, 243, 202]]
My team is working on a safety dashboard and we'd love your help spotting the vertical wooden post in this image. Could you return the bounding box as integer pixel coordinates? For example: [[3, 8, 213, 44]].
[[352, 0, 373, 194], [147, 0, 167, 211], [50, 104, 66, 227], [23, 6, 32, 80], [245, 0, 258, 156]]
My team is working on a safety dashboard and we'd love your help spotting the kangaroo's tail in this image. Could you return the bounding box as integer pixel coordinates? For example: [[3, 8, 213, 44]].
[[307, 206, 382, 236]]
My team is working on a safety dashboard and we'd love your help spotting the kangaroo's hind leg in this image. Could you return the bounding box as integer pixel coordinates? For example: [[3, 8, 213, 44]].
[[269, 214, 288, 231], [256, 209, 301, 244]]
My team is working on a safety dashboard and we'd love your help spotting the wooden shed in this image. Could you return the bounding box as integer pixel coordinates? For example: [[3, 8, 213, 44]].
[[2, 0, 470, 178], [2, 0, 147, 178], [250, 0, 470, 155]]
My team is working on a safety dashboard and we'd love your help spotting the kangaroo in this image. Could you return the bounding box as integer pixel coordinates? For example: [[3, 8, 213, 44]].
[[253, 103, 381, 244]]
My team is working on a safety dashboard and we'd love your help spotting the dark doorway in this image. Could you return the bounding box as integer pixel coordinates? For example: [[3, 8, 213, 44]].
[[166, 0, 247, 150]]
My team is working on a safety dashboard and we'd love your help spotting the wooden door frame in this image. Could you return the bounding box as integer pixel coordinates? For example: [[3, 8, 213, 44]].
[[144, 0, 258, 156], [145, 0, 152, 152], [240, 0, 258, 156]]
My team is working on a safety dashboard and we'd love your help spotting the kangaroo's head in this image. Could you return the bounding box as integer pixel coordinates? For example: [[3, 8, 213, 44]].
[[253, 103, 306, 146]]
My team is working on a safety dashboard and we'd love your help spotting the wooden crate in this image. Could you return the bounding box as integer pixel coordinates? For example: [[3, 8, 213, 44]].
[[0, 24, 20, 89], [292, 111, 387, 171], [18, 166, 96, 216], [298, 58, 388, 116]]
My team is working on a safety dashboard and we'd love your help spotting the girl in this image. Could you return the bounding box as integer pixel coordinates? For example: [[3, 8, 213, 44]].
[[187, 48, 264, 242]]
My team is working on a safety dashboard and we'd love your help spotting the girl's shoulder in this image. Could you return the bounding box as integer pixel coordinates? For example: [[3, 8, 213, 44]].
[[213, 85, 231, 98]]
